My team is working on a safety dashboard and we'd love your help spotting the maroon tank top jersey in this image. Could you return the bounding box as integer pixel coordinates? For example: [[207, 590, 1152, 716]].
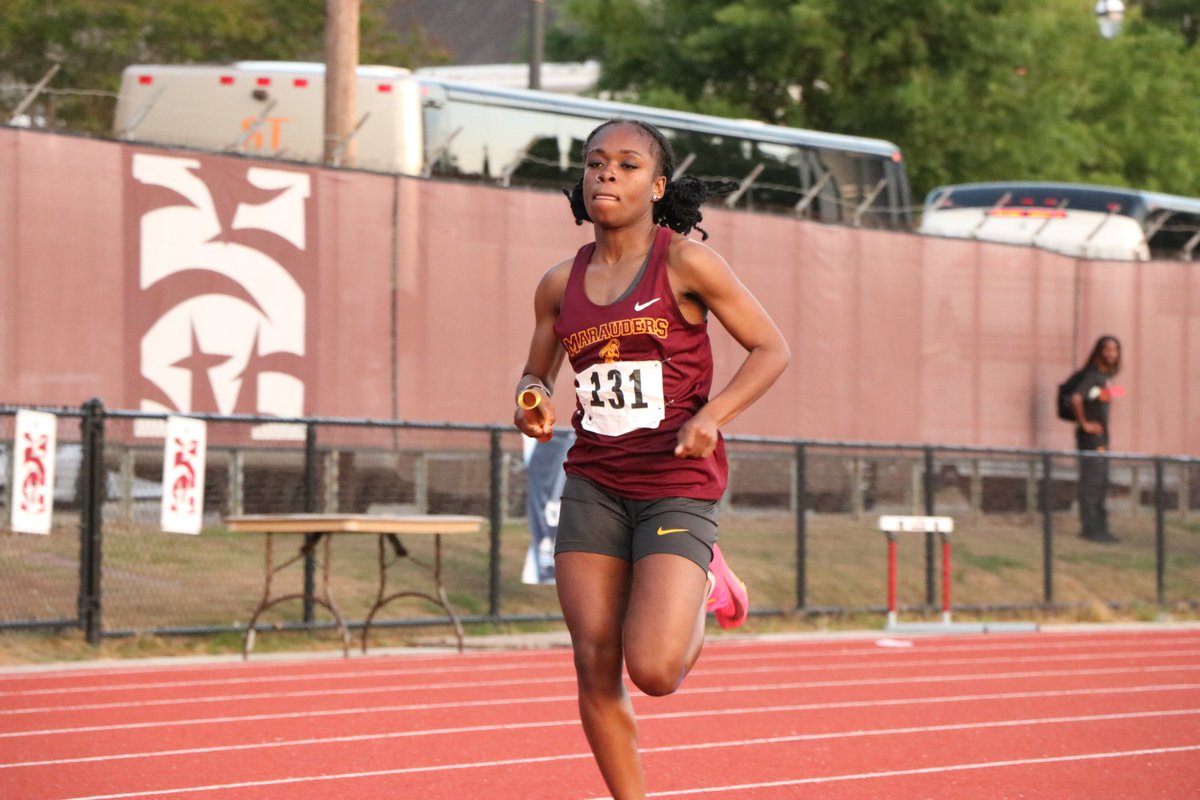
[[553, 226, 727, 500]]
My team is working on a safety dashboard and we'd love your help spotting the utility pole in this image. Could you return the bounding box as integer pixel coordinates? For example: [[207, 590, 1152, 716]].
[[324, 0, 360, 167], [528, 0, 545, 90]]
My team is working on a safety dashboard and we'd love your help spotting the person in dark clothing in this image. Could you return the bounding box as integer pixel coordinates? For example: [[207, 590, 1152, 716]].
[[1070, 335, 1122, 542]]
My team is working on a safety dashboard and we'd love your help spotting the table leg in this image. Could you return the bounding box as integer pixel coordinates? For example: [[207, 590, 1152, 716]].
[[319, 534, 352, 656], [432, 534, 466, 651], [243, 532, 351, 660], [243, 532, 276, 658], [362, 533, 465, 653]]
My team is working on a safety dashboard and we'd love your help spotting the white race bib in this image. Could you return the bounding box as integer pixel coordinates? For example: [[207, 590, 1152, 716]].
[[575, 360, 665, 436]]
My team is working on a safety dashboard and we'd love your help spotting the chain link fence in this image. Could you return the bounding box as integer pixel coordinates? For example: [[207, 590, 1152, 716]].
[[2, 402, 1198, 645]]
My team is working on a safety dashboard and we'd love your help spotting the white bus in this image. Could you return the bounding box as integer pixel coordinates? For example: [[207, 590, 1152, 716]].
[[919, 181, 1200, 261], [112, 61, 912, 229]]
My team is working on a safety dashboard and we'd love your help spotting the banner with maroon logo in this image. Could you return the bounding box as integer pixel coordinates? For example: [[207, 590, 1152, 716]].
[[160, 416, 207, 534], [10, 410, 57, 535], [125, 152, 317, 439]]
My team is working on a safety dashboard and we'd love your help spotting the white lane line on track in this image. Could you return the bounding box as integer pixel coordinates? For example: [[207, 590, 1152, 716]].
[[0, 716, 580, 769], [61, 751, 598, 800], [6, 662, 1199, 719], [0, 674, 570, 714], [2, 630, 1195, 685], [624, 744, 1200, 798], [2, 702, 1197, 771], [0, 645, 575, 680], [3, 680, 1196, 750], [696, 632, 1200, 661], [0, 662, 576, 697], [53, 722, 1200, 800], [5, 646, 1199, 700], [703, 633, 1200, 659]]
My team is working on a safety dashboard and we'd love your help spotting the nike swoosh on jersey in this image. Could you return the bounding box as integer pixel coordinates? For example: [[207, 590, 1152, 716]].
[[657, 527, 688, 536], [634, 298, 661, 312]]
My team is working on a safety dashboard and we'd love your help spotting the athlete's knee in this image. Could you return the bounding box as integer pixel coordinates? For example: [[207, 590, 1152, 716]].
[[625, 656, 686, 697], [623, 630, 690, 696], [571, 638, 625, 692]]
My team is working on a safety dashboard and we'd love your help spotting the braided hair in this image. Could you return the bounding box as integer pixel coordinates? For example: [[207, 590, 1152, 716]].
[[563, 118, 735, 241]]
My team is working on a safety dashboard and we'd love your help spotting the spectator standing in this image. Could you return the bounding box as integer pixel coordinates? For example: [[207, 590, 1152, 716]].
[[1071, 335, 1122, 543]]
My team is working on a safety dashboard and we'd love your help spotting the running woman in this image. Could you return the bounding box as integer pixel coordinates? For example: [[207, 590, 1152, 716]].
[[513, 118, 789, 799]]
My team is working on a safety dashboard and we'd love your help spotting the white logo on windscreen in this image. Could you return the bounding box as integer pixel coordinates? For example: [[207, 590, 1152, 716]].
[[132, 154, 310, 433]]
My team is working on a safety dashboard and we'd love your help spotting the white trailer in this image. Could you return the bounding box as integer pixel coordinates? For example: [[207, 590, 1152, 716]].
[[113, 61, 425, 174]]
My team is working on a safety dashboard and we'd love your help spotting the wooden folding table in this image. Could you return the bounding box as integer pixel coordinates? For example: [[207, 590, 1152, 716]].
[[225, 513, 484, 658]]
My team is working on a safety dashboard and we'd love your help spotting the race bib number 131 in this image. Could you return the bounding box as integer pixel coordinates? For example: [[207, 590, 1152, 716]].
[[575, 360, 665, 436]]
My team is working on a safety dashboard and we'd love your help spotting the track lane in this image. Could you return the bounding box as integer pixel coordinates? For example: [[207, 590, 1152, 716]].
[[0, 628, 1195, 800]]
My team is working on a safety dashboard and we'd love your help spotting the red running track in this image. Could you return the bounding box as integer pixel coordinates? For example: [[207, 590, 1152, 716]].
[[1, 626, 1198, 799]]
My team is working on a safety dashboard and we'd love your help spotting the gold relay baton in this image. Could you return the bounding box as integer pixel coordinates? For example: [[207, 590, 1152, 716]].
[[517, 387, 543, 411]]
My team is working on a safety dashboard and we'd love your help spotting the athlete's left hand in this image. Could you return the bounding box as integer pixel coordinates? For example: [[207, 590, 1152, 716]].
[[675, 414, 719, 458]]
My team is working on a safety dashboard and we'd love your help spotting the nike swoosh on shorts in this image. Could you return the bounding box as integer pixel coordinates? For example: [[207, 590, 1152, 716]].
[[657, 527, 688, 536]]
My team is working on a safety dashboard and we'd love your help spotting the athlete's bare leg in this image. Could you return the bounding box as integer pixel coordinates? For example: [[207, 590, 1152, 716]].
[[556, 551, 643, 799], [623, 553, 710, 696]]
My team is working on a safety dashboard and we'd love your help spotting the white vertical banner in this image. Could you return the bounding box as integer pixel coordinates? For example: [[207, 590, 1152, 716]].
[[161, 416, 207, 535], [11, 410, 57, 535]]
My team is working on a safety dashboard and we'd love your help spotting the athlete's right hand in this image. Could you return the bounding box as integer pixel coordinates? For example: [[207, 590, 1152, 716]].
[[514, 388, 555, 442]]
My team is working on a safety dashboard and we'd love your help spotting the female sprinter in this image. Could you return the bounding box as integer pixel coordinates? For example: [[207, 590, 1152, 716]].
[[513, 118, 790, 799]]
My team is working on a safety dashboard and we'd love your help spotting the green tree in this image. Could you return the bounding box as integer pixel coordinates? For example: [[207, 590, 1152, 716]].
[[552, 0, 1200, 202], [1139, 0, 1198, 46], [0, 0, 448, 134], [1074, 22, 1200, 193]]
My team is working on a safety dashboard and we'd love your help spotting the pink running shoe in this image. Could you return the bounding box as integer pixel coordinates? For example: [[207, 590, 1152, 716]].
[[706, 543, 749, 630]]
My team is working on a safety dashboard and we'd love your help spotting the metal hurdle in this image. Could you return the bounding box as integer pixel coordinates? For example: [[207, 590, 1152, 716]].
[[879, 515, 1039, 634]]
